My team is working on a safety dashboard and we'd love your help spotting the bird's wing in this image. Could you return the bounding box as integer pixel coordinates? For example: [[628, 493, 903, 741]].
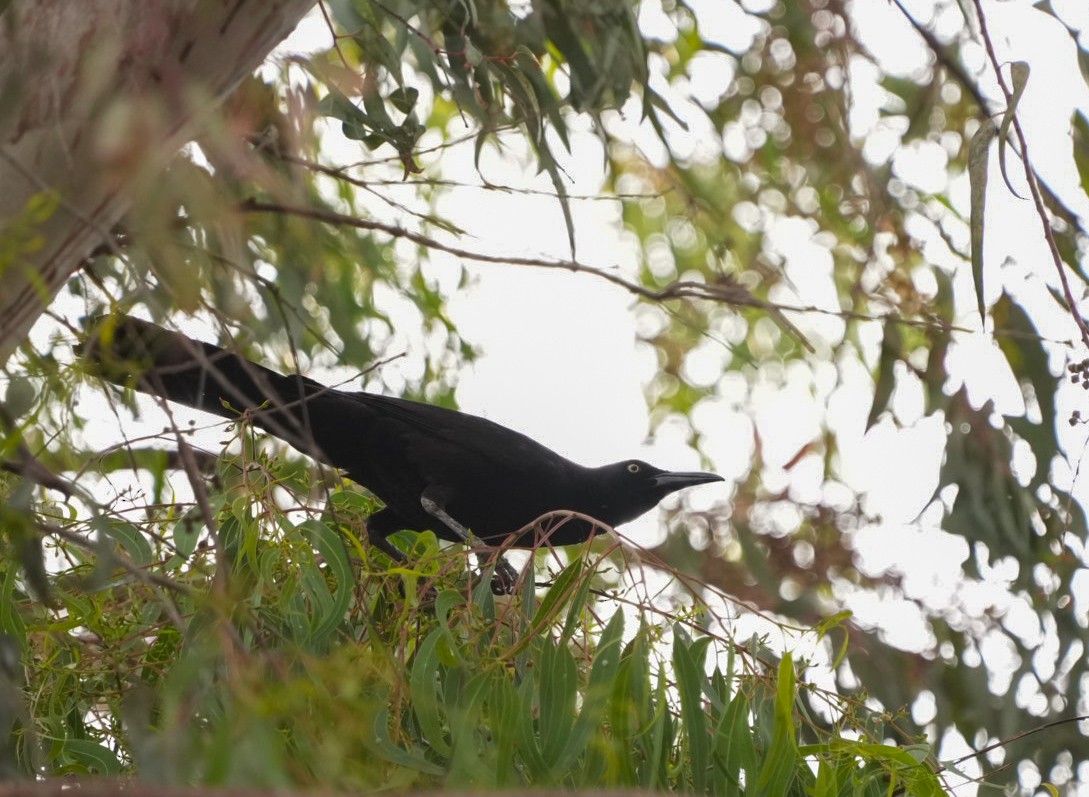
[[347, 392, 573, 474], [344, 392, 586, 539]]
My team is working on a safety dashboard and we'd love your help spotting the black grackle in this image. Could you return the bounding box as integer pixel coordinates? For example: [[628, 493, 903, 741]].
[[80, 315, 722, 592]]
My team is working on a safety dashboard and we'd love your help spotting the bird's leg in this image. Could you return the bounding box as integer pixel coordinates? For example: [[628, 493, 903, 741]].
[[366, 523, 410, 565], [419, 495, 469, 543], [419, 495, 519, 595]]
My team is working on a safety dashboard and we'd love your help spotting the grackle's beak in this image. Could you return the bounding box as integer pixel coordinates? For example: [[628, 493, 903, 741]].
[[651, 471, 724, 491]]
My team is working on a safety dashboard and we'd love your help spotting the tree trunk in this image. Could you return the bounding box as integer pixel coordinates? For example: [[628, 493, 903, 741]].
[[0, 0, 315, 366]]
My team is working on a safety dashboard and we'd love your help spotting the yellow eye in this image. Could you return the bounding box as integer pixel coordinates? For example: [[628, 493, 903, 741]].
[[627, 463, 640, 473]]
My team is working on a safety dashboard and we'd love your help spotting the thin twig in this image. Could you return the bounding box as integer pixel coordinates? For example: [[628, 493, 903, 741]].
[[35, 520, 189, 630], [238, 198, 1076, 346], [890, 0, 988, 111], [269, 148, 670, 201], [946, 713, 1089, 769]]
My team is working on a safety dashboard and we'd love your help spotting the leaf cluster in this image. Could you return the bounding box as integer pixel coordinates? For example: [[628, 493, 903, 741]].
[[0, 444, 947, 793]]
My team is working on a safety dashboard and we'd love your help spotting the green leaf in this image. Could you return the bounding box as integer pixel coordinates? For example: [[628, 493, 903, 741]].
[[170, 506, 204, 559], [993, 294, 1057, 489], [434, 588, 468, 668], [715, 691, 756, 795], [3, 376, 35, 419], [318, 89, 389, 146], [968, 117, 998, 324], [300, 519, 353, 645], [866, 319, 901, 430], [100, 520, 153, 568], [352, 22, 406, 86], [0, 568, 27, 641], [527, 558, 583, 643], [542, 156, 576, 259], [997, 62, 1030, 199], [554, 610, 624, 773], [923, 269, 954, 413], [495, 61, 544, 143], [673, 625, 709, 792], [756, 653, 798, 794], [408, 628, 450, 756], [365, 708, 445, 775], [488, 676, 521, 787], [514, 677, 549, 778], [446, 671, 494, 785], [1073, 112, 1089, 195], [538, 640, 577, 768], [60, 739, 123, 775], [643, 666, 672, 790], [560, 559, 594, 642], [388, 87, 419, 114]]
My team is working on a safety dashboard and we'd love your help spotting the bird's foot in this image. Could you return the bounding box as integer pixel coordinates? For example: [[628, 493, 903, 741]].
[[477, 551, 519, 595]]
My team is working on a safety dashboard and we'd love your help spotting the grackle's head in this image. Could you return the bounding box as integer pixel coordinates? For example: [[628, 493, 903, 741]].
[[590, 459, 723, 528]]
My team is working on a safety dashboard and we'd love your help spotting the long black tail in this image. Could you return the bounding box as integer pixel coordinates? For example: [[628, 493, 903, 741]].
[[80, 315, 333, 459]]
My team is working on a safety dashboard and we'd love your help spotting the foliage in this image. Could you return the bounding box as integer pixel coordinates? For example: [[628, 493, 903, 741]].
[[2, 0, 1089, 793], [0, 453, 947, 792]]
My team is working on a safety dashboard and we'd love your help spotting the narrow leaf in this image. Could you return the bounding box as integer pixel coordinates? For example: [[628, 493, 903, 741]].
[[968, 117, 998, 324], [997, 62, 1030, 198], [523, 558, 583, 648], [101, 520, 154, 568], [993, 294, 1057, 489], [408, 628, 450, 756], [538, 641, 577, 766], [756, 653, 799, 794], [301, 520, 354, 645], [866, 320, 902, 431], [673, 626, 710, 792], [555, 610, 624, 773], [715, 692, 756, 795], [488, 676, 520, 787], [61, 739, 123, 775], [1072, 112, 1089, 194], [514, 677, 549, 778], [365, 708, 445, 775], [446, 672, 495, 785]]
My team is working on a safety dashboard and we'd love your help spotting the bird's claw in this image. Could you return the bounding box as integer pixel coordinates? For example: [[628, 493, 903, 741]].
[[488, 554, 520, 595]]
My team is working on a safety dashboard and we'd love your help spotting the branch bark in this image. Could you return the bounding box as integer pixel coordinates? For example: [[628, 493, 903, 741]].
[[0, 0, 315, 367]]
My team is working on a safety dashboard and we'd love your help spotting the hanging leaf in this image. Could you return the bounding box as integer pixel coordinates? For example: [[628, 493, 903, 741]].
[[388, 87, 419, 114], [997, 61, 1030, 198], [968, 117, 998, 324], [866, 319, 902, 430], [1072, 112, 1089, 196]]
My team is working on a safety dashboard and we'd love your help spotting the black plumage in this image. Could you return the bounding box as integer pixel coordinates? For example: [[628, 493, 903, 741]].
[[80, 315, 721, 591]]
